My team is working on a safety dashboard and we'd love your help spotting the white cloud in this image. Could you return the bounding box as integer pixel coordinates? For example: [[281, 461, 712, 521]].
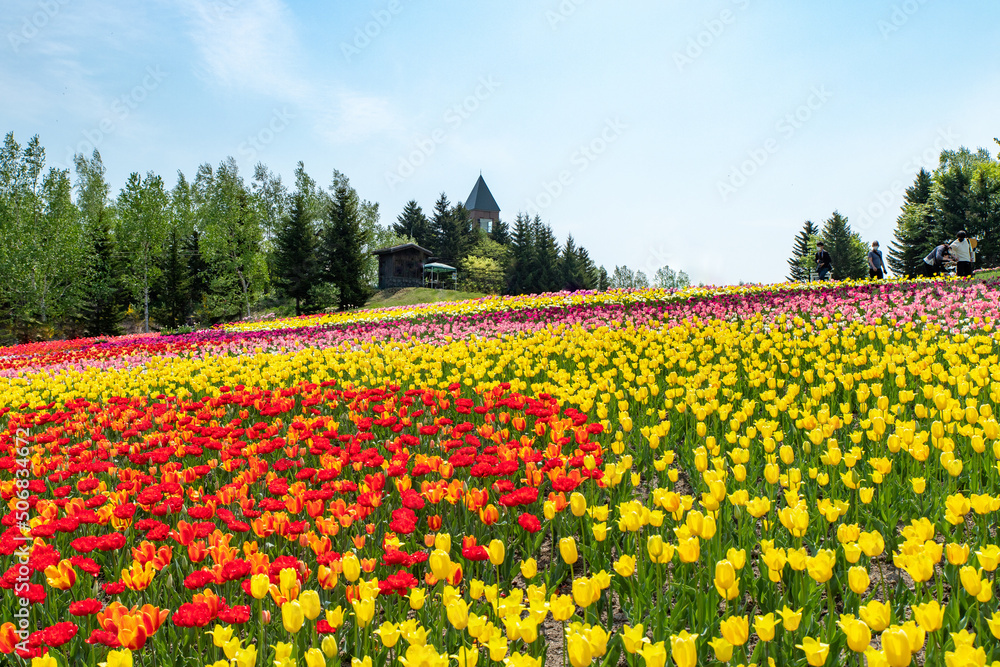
[[178, 0, 400, 145]]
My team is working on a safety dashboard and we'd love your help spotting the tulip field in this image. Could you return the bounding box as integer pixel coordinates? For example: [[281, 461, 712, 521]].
[[5, 278, 1000, 667]]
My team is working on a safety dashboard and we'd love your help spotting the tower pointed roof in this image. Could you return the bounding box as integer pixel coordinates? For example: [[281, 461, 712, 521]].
[[465, 175, 500, 213]]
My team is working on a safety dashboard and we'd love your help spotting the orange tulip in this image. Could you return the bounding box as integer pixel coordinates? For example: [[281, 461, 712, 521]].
[[44, 559, 77, 590]]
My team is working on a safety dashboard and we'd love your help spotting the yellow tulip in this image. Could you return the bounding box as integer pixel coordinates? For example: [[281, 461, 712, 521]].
[[298, 589, 321, 620], [881, 626, 912, 667], [838, 614, 871, 653], [566, 631, 593, 667], [520, 558, 537, 580], [911, 600, 944, 633], [778, 605, 803, 632], [848, 565, 870, 594], [668, 632, 697, 667], [281, 600, 304, 634], [707, 637, 734, 662], [304, 648, 326, 667], [796, 636, 830, 666], [614, 554, 636, 578], [754, 613, 777, 642], [719, 615, 749, 646], [859, 601, 891, 633], [621, 624, 648, 654], [249, 573, 270, 599], [342, 553, 361, 582], [560, 537, 578, 565], [487, 539, 505, 566]]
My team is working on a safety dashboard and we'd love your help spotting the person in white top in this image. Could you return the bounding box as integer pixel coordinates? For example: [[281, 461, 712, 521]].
[[949, 230, 974, 278]]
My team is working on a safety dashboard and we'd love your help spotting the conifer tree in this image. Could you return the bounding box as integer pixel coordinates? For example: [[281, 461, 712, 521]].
[[74, 150, 124, 335], [79, 223, 124, 336], [888, 170, 935, 277], [319, 175, 370, 310], [490, 217, 511, 245], [597, 266, 609, 291], [273, 191, 317, 315], [428, 193, 451, 260], [787, 220, 818, 281], [393, 200, 430, 248], [532, 217, 561, 293], [576, 246, 598, 289], [560, 235, 588, 291], [507, 213, 534, 295], [821, 211, 867, 280], [184, 230, 210, 319], [152, 226, 190, 328]]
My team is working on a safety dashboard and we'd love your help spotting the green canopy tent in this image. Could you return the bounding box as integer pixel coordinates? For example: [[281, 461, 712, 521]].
[[423, 262, 458, 289]]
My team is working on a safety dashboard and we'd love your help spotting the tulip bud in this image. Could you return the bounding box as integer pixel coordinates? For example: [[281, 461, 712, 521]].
[[559, 537, 578, 565], [487, 539, 505, 566]]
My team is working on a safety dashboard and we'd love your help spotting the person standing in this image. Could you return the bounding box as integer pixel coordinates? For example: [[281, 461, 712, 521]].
[[949, 230, 974, 278], [867, 241, 885, 279], [815, 242, 833, 281], [922, 243, 951, 277]]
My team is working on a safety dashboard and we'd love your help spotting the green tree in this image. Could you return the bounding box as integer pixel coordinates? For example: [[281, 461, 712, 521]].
[[597, 266, 609, 291], [393, 200, 431, 248], [462, 235, 510, 294], [200, 159, 268, 320], [821, 211, 867, 280], [609, 265, 637, 289], [34, 166, 84, 324], [318, 173, 370, 310], [79, 222, 124, 336], [576, 245, 598, 290], [507, 213, 534, 295], [531, 217, 561, 293], [116, 171, 169, 332], [888, 169, 934, 277], [428, 193, 451, 260], [966, 162, 1000, 268], [185, 230, 210, 320], [653, 265, 691, 289], [0, 134, 46, 337], [74, 150, 125, 335], [788, 220, 818, 281], [560, 235, 588, 291], [273, 190, 318, 315], [151, 225, 190, 328], [490, 217, 511, 246]]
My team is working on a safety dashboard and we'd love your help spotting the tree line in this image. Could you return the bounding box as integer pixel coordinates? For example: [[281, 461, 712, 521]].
[[0, 133, 693, 343], [787, 142, 1000, 281], [0, 133, 396, 342]]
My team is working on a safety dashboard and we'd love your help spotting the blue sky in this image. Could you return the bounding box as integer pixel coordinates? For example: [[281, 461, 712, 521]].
[[2, 0, 998, 285]]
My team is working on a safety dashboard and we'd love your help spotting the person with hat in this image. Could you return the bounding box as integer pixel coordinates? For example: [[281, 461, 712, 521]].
[[815, 242, 833, 281], [949, 230, 974, 278]]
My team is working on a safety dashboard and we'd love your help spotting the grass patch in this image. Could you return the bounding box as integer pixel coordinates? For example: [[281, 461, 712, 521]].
[[973, 268, 1000, 281], [363, 287, 486, 309]]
